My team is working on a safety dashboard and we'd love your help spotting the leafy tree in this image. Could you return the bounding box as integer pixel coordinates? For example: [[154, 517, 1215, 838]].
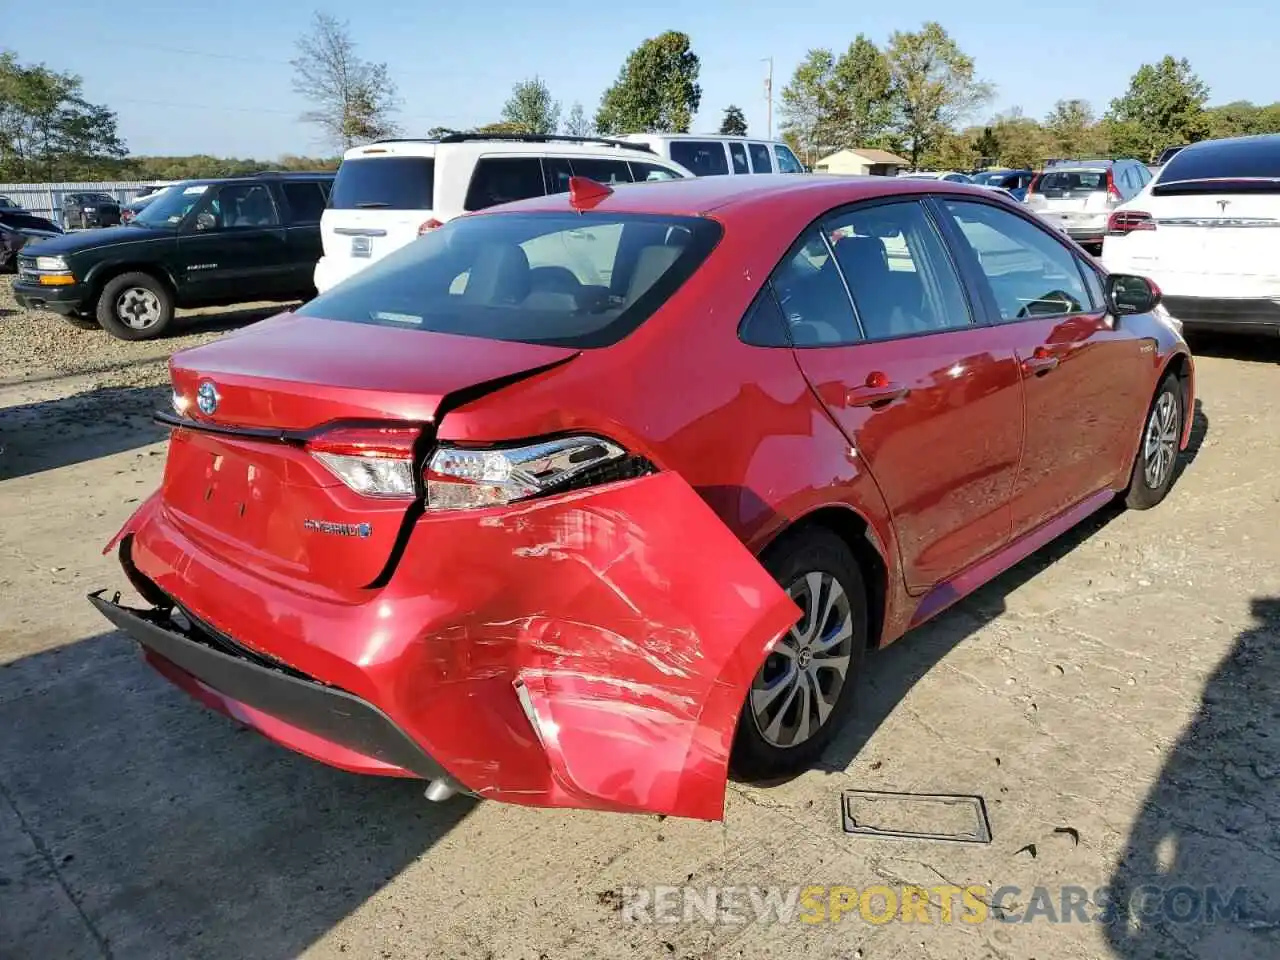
[[886, 22, 993, 169], [473, 121, 527, 135], [779, 49, 836, 164], [972, 126, 1000, 166], [1106, 56, 1209, 159], [595, 31, 701, 134], [828, 36, 893, 148], [562, 102, 593, 138], [0, 53, 127, 181], [719, 104, 748, 136], [425, 126, 462, 139], [291, 13, 399, 150], [991, 107, 1047, 169], [501, 76, 561, 135], [1044, 98, 1104, 157]]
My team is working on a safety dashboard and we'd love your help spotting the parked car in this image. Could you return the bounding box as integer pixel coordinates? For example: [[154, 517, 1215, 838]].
[[0, 210, 63, 270], [1103, 134, 1280, 337], [0, 195, 24, 211], [91, 173, 1193, 820], [1153, 145, 1187, 167], [615, 133, 808, 178], [120, 189, 169, 224], [970, 169, 1035, 201], [14, 172, 333, 340], [898, 171, 973, 183], [61, 191, 122, 229], [1023, 158, 1151, 252], [315, 133, 692, 294]]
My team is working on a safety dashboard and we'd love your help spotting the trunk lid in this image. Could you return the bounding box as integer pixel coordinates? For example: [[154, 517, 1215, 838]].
[[1027, 168, 1114, 214], [162, 312, 578, 592], [1117, 191, 1280, 277]]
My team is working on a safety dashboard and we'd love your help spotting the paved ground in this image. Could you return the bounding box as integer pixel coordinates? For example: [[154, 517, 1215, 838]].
[[1, 278, 1277, 960]]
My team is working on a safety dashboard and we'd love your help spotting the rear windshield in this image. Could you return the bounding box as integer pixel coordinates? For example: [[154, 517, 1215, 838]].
[[330, 157, 435, 210], [296, 211, 722, 348], [1154, 137, 1280, 194], [1034, 170, 1107, 196]]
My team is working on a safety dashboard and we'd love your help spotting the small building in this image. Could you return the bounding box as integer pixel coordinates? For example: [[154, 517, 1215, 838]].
[[813, 148, 909, 177]]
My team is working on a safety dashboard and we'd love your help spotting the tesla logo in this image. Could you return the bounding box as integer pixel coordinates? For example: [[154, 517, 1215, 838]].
[[1217, 199, 1230, 213]]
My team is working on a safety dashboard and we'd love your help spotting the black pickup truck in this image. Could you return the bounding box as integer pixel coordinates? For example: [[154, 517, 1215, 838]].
[[14, 172, 334, 340]]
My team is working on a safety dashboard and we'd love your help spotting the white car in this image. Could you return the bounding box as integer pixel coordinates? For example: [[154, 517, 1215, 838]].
[[615, 133, 808, 177], [1102, 135, 1280, 337], [1024, 159, 1151, 252], [315, 134, 693, 293], [897, 170, 972, 183]]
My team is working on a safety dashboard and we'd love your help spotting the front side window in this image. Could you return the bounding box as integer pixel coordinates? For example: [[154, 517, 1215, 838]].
[[769, 228, 861, 346], [296, 212, 722, 348], [193, 183, 278, 230], [774, 144, 805, 174], [747, 142, 772, 173], [729, 142, 749, 174], [941, 199, 1092, 321], [464, 157, 546, 211], [824, 201, 972, 340], [669, 141, 730, 177]]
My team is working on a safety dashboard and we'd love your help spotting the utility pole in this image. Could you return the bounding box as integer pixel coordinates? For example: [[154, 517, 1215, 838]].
[[762, 57, 773, 139]]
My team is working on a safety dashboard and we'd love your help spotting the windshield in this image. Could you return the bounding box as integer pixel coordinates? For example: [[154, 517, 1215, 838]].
[[80, 193, 114, 202], [1154, 137, 1280, 194], [132, 183, 210, 226], [297, 211, 723, 348], [970, 172, 1005, 185]]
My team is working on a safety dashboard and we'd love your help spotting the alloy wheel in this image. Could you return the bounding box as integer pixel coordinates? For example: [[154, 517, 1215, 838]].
[[116, 287, 163, 330], [1142, 390, 1179, 489], [749, 570, 855, 748]]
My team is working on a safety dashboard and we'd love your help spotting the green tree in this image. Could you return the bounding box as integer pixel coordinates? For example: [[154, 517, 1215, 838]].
[[886, 23, 993, 169], [473, 121, 527, 135], [595, 31, 702, 134], [973, 126, 1000, 167], [562, 102, 593, 138], [1106, 56, 1209, 159], [501, 76, 561, 135], [0, 52, 126, 181], [828, 35, 893, 148], [719, 104, 748, 136], [1204, 100, 1262, 139], [425, 126, 462, 139], [778, 48, 836, 165], [991, 107, 1047, 169], [1044, 99, 1104, 157], [291, 13, 400, 150]]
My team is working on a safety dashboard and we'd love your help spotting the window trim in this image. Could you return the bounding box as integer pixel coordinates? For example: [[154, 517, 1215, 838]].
[[926, 194, 1105, 326]]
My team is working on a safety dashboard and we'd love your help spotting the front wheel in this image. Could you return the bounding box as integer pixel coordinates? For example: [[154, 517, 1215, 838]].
[[1124, 372, 1184, 510], [730, 528, 868, 782], [95, 272, 175, 341]]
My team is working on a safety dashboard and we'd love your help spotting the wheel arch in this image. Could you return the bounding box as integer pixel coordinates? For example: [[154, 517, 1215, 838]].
[[86, 261, 178, 310]]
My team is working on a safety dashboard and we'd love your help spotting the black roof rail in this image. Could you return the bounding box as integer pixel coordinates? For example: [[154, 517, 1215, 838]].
[[250, 170, 335, 177], [371, 133, 654, 154]]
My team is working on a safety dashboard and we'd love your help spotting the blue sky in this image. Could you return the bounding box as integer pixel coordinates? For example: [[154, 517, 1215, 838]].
[[6, 0, 1273, 158]]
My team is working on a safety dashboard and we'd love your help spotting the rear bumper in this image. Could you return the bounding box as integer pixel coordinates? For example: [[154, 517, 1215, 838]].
[[89, 591, 453, 782], [1160, 296, 1280, 335], [93, 475, 799, 820], [12, 279, 88, 316]]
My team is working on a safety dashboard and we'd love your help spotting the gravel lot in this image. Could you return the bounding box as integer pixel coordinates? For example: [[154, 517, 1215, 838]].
[[2, 275, 1278, 960]]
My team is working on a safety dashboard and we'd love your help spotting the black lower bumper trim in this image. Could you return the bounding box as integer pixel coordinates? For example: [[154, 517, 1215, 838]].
[[1161, 296, 1280, 333], [88, 591, 448, 781]]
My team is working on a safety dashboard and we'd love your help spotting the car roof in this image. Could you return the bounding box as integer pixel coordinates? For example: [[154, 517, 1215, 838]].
[[171, 172, 334, 187], [484, 173, 1000, 220], [347, 136, 663, 160]]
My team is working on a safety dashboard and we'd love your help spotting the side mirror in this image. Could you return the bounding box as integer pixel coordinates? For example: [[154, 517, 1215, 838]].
[[1106, 273, 1161, 316]]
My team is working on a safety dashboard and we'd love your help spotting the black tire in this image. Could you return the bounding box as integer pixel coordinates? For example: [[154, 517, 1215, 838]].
[[1124, 372, 1184, 510], [730, 527, 869, 782], [95, 271, 174, 341], [60, 313, 100, 330]]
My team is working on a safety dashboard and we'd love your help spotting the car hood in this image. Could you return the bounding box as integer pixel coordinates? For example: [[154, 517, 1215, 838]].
[[22, 225, 172, 257]]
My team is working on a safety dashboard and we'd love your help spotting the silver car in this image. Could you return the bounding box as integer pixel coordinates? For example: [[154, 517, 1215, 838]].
[[1024, 158, 1151, 252]]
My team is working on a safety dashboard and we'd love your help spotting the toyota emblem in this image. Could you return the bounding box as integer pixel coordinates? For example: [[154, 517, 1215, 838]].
[[196, 380, 219, 416]]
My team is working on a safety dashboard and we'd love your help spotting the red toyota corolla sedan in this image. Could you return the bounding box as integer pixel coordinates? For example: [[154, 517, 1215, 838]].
[[91, 174, 1194, 821]]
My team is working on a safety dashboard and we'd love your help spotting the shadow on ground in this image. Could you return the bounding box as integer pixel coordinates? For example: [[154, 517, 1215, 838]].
[[170, 302, 297, 337], [1103, 596, 1280, 959], [0, 630, 474, 960], [818, 398, 1209, 774], [1186, 330, 1280, 365], [0, 384, 169, 480]]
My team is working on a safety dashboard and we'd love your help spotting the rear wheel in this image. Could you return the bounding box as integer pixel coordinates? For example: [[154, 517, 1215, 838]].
[[730, 528, 868, 781], [95, 272, 174, 341], [1124, 372, 1184, 510]]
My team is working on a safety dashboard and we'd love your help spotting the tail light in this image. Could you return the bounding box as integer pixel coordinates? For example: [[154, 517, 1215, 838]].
[[1106, 171, 1123, 203], [1107, 211, 1155, 235], [418, 218, 443, 236], [307, 426, 419, 498], [424, 435, 649, 511]]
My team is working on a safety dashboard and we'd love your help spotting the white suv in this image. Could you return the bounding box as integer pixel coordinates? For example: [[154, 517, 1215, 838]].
[[315, 134, 693, 293], [615, 134, 808, 177]]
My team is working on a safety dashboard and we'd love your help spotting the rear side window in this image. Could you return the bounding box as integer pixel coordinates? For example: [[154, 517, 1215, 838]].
[[774, 144, 805, 173], [1035, 170, 1107, 197], [670, 141, 729, 176], [630, 161, 683, 182], [296, 212, 723, 348], [281, 182, 327, 224], [770, 228, 861, 346], [330, 157, 435, 210], [747, 143, 772, 173], [570, 157, 634, 185], [464, 158, 547, 211], [728, 142, 749, 174]]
